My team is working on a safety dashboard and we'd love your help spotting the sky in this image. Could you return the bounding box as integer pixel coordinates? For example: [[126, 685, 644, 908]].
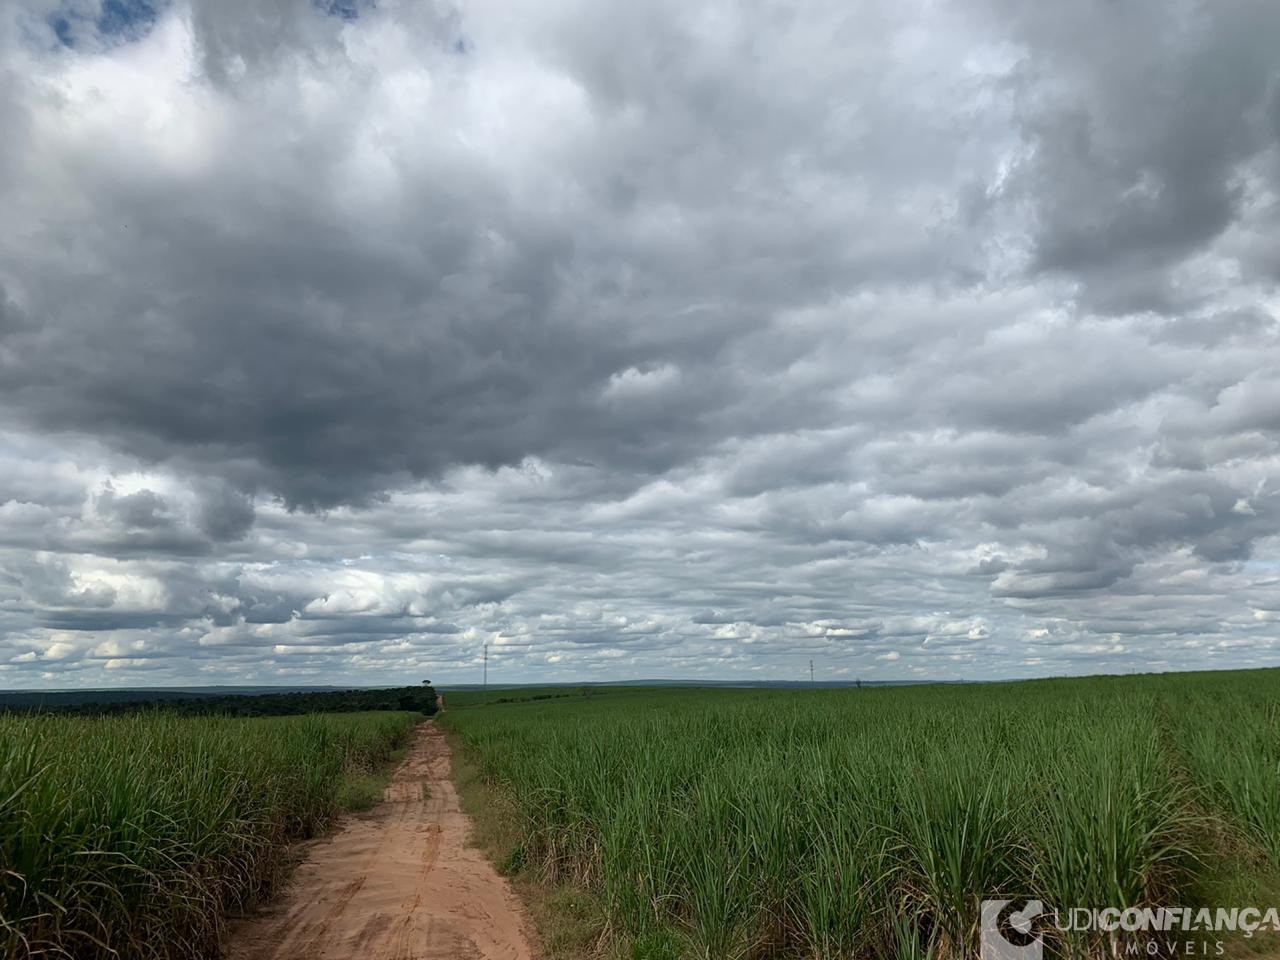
[[1, 0, 1279, 688]]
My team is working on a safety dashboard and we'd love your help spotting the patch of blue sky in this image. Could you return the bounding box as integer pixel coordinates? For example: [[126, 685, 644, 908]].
[[97, 0, 161, 36], [48, 0, 166, 48], [315, 0, 373, 22], [50, 14, 75, 47]]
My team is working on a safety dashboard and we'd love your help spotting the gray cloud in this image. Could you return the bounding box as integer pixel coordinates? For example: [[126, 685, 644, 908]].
[[987, 0, 1280, 311], [194, 481, 255, 542], [0, 0, 1278, 687]]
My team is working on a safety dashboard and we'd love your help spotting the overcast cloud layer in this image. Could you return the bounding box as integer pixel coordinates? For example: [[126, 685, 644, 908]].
[[2, 0, 1279, 688]]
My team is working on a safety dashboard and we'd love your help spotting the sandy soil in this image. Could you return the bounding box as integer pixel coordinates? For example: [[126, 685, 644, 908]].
[[224, 722, 537, 960]]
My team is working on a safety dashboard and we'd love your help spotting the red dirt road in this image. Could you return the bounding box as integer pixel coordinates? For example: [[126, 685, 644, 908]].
[[225, 723, 536, 960]]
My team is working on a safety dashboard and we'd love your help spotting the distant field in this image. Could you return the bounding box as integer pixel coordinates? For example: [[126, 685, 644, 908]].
[[440, 685, 605, 709], [0, 710, 420, 959], [442, 669, 1280, 960]]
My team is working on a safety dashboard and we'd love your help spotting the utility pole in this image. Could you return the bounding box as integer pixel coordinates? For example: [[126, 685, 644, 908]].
[[810, 659, 814, 685], [483, 642, 488, 691]]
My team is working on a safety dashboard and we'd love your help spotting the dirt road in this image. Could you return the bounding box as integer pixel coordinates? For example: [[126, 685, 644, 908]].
[[225, 723, 536, 960]]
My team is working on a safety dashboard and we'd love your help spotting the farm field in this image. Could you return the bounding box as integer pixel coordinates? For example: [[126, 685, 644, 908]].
[[0, 710, 420, 959], [442, 670, 1280, 960]]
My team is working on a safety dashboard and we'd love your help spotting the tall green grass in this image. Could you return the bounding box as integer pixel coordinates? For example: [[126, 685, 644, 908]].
[[0, 710, 418, 959], [442, 671, 1280, 960]]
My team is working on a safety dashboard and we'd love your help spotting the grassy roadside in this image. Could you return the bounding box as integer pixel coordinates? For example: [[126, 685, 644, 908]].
[[447, 728, 606, 960], [0, 710, 423, 960], [335, 737, 416, 812]]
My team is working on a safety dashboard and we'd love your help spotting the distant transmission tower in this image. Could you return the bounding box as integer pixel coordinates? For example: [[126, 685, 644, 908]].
[[483, 642, 488, 691], [810, 659, 814, 685]]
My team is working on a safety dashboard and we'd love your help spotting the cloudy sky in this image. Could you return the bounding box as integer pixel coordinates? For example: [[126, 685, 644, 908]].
[[1, 0, 1279, 688]]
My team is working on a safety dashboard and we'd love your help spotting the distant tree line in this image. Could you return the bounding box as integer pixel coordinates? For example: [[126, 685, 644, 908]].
[[0, 685, 440, 718]]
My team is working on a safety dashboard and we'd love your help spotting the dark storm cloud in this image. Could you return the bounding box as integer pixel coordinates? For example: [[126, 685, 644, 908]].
[[0, 0, 1279, 686], [97, 489, 173, 530], [984, 0, 1280, 311], [194, 481, 255, 542], [0, 0, 1005, 510], [35, 609, 186, 630]]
